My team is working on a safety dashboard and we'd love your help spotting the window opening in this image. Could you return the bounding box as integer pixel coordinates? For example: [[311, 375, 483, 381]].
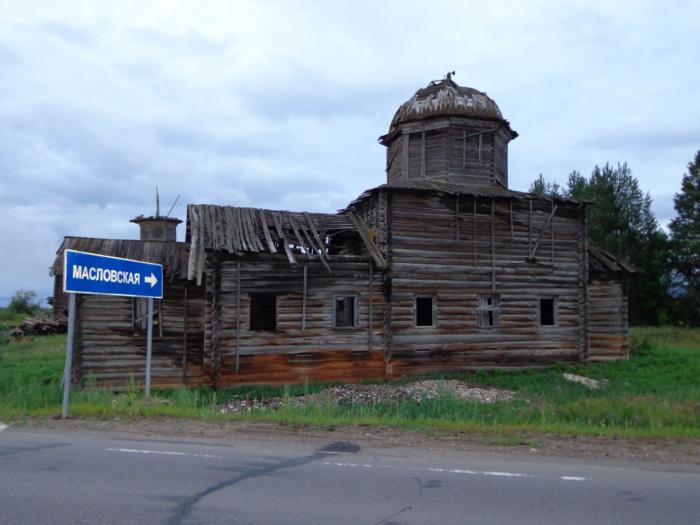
[[250, 294, 277, 331], [132, 298, 161, 333], [416, 296, 434, 327], [477, 295, 500, 328], [539, 297, 557, 326], [334, 296, 357, 328]]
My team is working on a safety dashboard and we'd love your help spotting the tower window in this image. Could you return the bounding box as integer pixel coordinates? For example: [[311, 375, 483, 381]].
[[415, 296, 434, 327], [463, 134, 482, 164], [539, 297, 557, 326], [250, 294, 277, 331], [477, 295, 500, 328]]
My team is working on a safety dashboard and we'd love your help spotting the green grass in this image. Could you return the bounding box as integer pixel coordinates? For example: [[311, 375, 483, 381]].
[[1, 327, 699, 439], [0, 308, 29, 333]]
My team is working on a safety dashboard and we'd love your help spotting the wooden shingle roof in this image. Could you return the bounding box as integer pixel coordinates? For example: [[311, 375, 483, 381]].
[[186, 205, 386, 283], [344, 179, 589, 211], [588, 245, 636, 275], [51, 237, 189, 280]]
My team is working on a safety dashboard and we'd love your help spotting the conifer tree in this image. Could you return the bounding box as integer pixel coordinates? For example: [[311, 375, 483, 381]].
[[529, 164, 671, 324], [668, 150, 700, 325]]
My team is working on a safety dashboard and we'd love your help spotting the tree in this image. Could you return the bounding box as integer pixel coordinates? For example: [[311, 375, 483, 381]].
[[8, 290, 41, 315], [566, 163, 670, 325], [529, 164, 672, 325], [668, 150, 700, 325], [529, 173, 562, 197]]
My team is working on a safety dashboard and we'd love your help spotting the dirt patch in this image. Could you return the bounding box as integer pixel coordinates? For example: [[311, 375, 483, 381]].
[[18, 417, 700, 466], [217, 380, 515, 413]]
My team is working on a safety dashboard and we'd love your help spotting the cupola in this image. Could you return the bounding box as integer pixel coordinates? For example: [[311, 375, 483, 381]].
[[379, 73, 517, 188]]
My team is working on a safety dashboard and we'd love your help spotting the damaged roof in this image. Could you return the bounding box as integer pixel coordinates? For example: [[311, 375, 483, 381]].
[[588, 245, 637, 275], [186, 204, 386, 283], [51, 237, 189, 279], [380, 76, 516, 144], [344, 179, 589, 211]]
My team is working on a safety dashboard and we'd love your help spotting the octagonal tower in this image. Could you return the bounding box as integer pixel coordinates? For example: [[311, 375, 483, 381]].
[[379, 73, 517, 188]]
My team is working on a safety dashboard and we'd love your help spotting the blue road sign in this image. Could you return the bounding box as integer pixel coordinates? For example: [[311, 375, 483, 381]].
[[63, 249, 163, 299]]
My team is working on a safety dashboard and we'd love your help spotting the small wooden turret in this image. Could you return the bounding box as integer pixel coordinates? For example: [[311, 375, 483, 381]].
[[130, 188, 182, 241]]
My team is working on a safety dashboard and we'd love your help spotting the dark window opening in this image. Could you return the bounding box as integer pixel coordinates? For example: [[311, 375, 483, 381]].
[[540, 297, 556, 326], [416, 296, 434, 327], [334, 296, 356, 328], [250, 294, 276, 331], [477, 295, 500, 328], [464, 134, 481, 163]]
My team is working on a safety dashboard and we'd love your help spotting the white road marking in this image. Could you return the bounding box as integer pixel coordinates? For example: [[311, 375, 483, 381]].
[[323, 461, 589, 482], [0, 423, 8, 432], [331, 461, 373, 468], [106, 448, 221, 459]]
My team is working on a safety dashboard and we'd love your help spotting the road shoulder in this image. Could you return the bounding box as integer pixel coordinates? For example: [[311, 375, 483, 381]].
[[11, 417, 699, 467]]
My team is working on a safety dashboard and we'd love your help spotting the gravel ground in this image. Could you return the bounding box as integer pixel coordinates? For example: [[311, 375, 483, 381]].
[[217, 380, 515, 414]]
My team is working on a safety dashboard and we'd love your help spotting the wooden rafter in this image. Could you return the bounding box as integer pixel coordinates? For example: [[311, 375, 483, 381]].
[[346, 211, 388, 269], [271, 213, 296, 264], [258, 209, 277, 253]]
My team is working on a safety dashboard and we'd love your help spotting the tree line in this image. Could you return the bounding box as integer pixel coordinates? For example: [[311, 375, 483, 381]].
[[529, 150, 700, 326]]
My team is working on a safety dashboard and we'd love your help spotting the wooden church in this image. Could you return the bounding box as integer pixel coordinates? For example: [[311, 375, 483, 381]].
[[52, 75, 634, 389]]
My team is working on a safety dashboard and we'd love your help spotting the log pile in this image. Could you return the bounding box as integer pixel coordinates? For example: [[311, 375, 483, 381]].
[[10, 315, 68, 337]]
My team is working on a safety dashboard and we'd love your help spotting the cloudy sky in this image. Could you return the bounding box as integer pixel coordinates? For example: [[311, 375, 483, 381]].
[[1, 0, 698, 305]]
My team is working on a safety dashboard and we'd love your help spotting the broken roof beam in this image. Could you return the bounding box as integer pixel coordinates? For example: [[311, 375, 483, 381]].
[[258, 209, 277, 254], [346, 211, 388, 270], [303, 212, 330, 259], [271, 213, 296, 264], [300, 217, 332, 273], [292, 213, 332, 272], [287, 213, 313, 261]]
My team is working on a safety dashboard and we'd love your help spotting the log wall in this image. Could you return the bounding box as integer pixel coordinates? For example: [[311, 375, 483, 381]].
[[385, 118, 511, 188], [587, 278, 629, 361], [64, 191, 632, 390], [384, 190, 586, 375], [53, 276, 69, 316], [203, 254, 386, 386], [73, 280, 205, 389]]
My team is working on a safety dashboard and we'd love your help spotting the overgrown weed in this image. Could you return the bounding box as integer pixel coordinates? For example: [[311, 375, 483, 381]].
[[1, 328, 699, 439]]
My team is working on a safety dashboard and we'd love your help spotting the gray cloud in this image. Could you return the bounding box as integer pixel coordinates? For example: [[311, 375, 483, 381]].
[[0, 0, 698, 305]]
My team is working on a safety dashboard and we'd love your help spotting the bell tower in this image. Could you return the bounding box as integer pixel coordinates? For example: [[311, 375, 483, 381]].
[[379, 73, 518, 188]]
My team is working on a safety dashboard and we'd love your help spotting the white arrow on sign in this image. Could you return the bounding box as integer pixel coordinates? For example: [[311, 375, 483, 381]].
[[144, 273, 158, 288]]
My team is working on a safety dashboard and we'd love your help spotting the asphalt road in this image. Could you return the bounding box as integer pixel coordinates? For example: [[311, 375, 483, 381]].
[[1, 425, 699, 525]]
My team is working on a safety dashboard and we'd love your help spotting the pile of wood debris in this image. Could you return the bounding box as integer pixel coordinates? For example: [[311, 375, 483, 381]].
[[10, 315, 68, 338], [217, 380, 514, 414]]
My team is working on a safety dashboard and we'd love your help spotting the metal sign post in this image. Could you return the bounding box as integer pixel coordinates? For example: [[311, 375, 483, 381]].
[[145, 298, 153, 400], [62, 250, 164, 416], [61, 293, 76, 419]]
